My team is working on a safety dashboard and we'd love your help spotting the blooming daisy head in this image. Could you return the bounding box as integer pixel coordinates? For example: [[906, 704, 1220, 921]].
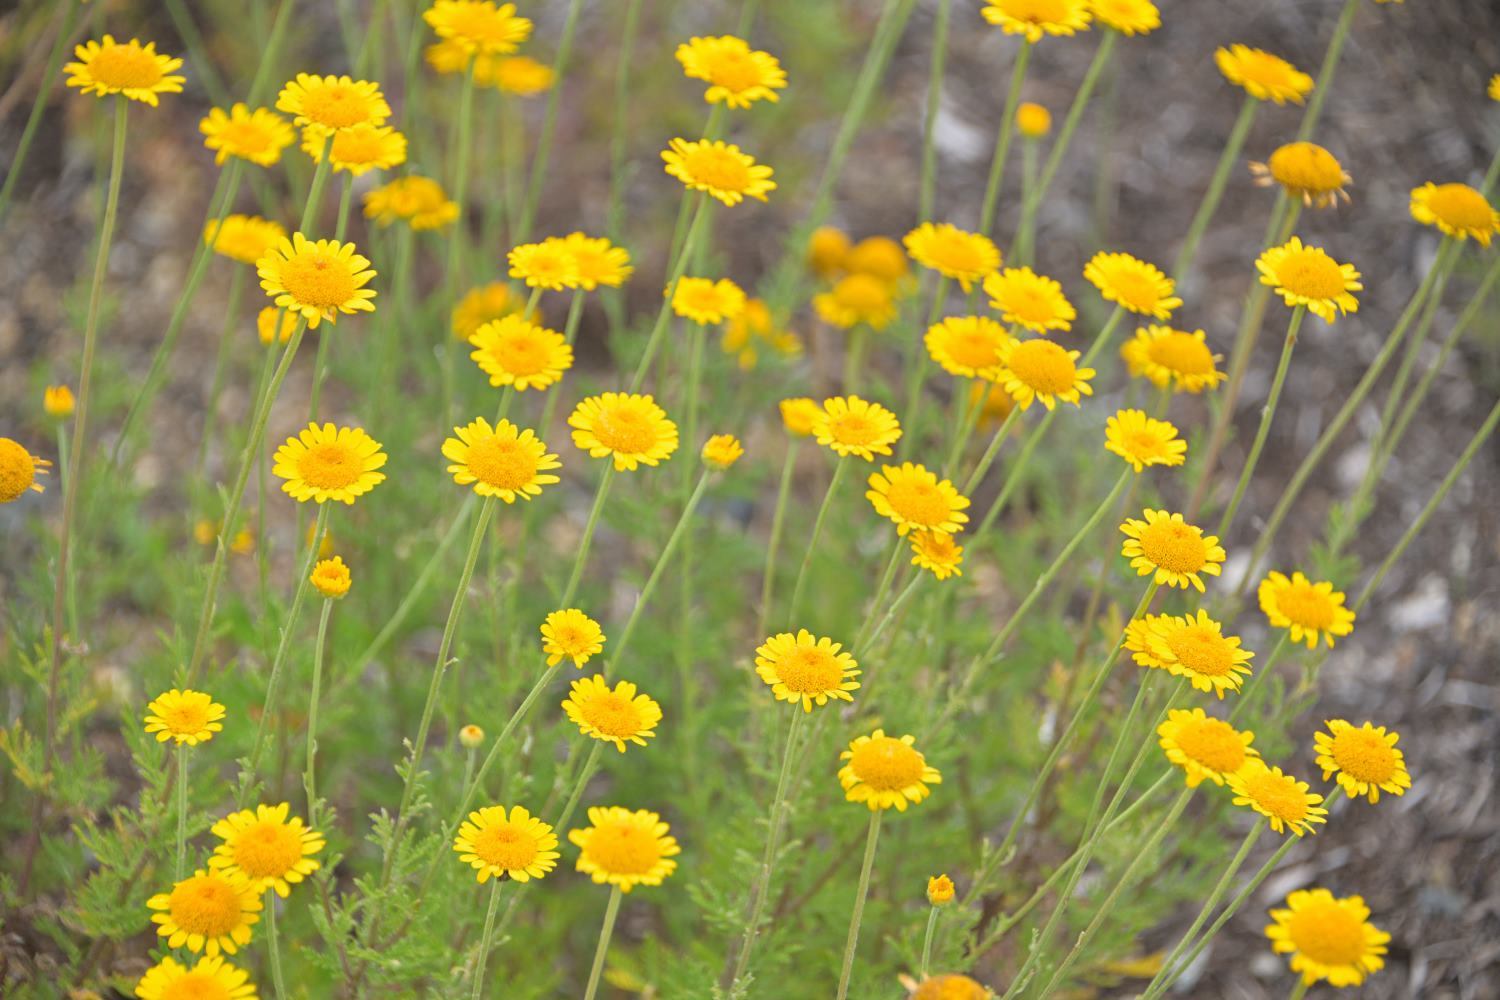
[[442, 417, 560, 502], [453, 805, 559, 883], [675, 35, 787, 109], [701, 434, 745, 469], [301, 121, 407, 176], [563, 232, 634, 290], [839, 729, 942, 812], [569, 392, 680, 471], [807, 226, 852, 277], [980, 0, 1093, 43], [275, 74, 390, 136], [908, 975, 990, 1000], [1120, 509, 1225, 592], [997, 337, 1095, 410], [811, 395, 903, 461], [1084, 251, 1181, 320], [1266, 888, 1390, 987], [662, 138, 776, 206], [257, 307, 298, 345], [541, 609, 605, 668], [673, 276, 748, 325], [562, 675, 662, 752], [569, 806, 681, 892], [310, 556, 352, 599], [453, 281, 526, 340], [867, 463, 971, 536], [847, 236, 911, 284], [1314, 720, 1411, 804], [424, 1, 532, 56], [1016, 101, 1052, 138], [1258, 570, 1356, 649], [1105, 409, 1186, 472], [1409, 182, 1499, 247], [273, 423, 387, 504], [144, 689, 226, 746], [780, 397, 822, 437], [509, 238, 580, 291], [927, 874, 956, 906], [486, 55, 555, 95], [257, 234, 377, 328], [813, 273, 897, 331], [925, 316, 1013, 380], [1250, 142, 1351, 209], [983, 266, 1075, 333], [209, 802, 324, 898], [1157, 708, 1259, 787], [134, 955, 257, 1000], [1089, 0, 1160, 36], [363, 176, 460, 230], [904, 222, 1001, 292], [65, 36, 183, 106], [1120, 325, 1225, 394], [911, 529, 964, 581], [204, 215, 287, 266], [0, 438, 51, 503], [469, 315, 573, 391], [43, 385, 75, 419], [1228, 761, 1328, 836], [147, 869, 262, 956], [1215, 45, 1313, 104], [1123, 610, 1253, 698], [200, 104, 294, 167], [754, 630, 861, 712], [1257, 237, 1362, 323]]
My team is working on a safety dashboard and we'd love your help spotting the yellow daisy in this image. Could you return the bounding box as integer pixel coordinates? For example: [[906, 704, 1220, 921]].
[[983, 266, 1075, 333], [144, 689, 226, 746], [569, 392, 680, 471], [1119, 509, 1225, 592], [453, 281, 527, 340], [672, 276, 748, 325], [1258, 570, 1356, 649], [1104, 408, 1186, 472], [925, 316, 1013, 380], [1083, 251, 1181, 319], [275, 74, 391, 136], [147, 869, 262, 956], [424, 1, 532, 56], [453, 805, 559, 883], [910, 529, 964, 580], [1215, 45, 1314, 104], [927, 875, 956, 907], [1491, 74, 1500, 102], [811, 395, 903, 460], [468, 315, 573, 391], [1157, 708, 1259, 788], [780, 397, 823, 437], [1016, 101, 1052, 138], [846, 236, 910, 283], [675, 35, 788, 109], [569, 806, 681, 892], [563, 232, 634, 290], [65, 36, 184, 106], [0, 438, 51, 503], [1119, 325, 1225, 393], [807, 226, 852, 277], [487, 55, 555, 96], [310, 556, 352, 599], [509, 238, 581, 291], [813, 273, 897, 330], [662, 138, 777, 206], [1089, 0, 1160, 36], [541, 609, 606, 668], [997, 337, 1095, 410], [363, 176, 460, 230], [209, 803, 324, 898], [1228, 762, 1327, 836], [204, 215, 287, 266], [909, 975, 990, 1000], [300, 122, 407, 176], [43, 385, 75, 419], [1409, 182, 1499, 247], [1123, 610, 1253, 697], [839, 729, 942, 812], [867, 463, 971, 536], [200, 104, 294, 167], [754, 630, 861, 712], [1313, 720, 1411, 804], [980, 0, 1093, 43], [257, 307, 298, 345], [903, 222, 1001, 292], [273, 423, 387, 504], [1250, 142, 1351, 209], [257, 233, 377, 328], [562, 675, 663, 751], [134, 955, 257, 1000], [1266, 889, 1390, 987], [701, 434, 745, 469], [1256, 237, 1362, 323], [442, 417, 560, 502]]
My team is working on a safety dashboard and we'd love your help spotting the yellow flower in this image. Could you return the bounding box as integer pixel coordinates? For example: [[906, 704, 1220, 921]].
[[723, 298, 800, 368], [257, 234, 377, 328], [144, 689, 226, 746], [488, 55, 555, 96], [459, 724, 486, 749], [363, 176, 460, 230], [847, 236, 910, 283], [469, 315, 573, 391], [541, 609, 606, 668], [807, 226, 851, 277], [1258, 570, 1356, 649], [1314, 720, 1411, 804], [1156, 708, 1259, 788], [909, 974, 990, 1000], [925, 316, 1013, 380], [675, 35, 788, 108], [569, 392, 680, 471], [310, 556, 352, 599], [1256, 237, 1362, 322], [147, 869, 261, 956], [204, 215, 287, 266], [980, 0, 1093, 43], [134, 955, 257, 1000], [424, 1, 532, 56], [813, 273, 897, 330], [997, 337, 1095, 410], [0, 438, 50, 503], [969, 381, 1016, 430], [1089, 0, 1160, 36], [867, 463, 971, 536], [1266, 889, 1390, 987], [300, 122, 407, 176], [839, 729, 941, 812], [200, 104, 294, 167], [662, 138, 777, 206], [257, 307, 298, 345], [904, 222, 1001, 292], [453, 805, 559, 884], [563, 233, 634, 290], [1250, 142, 1351, 208], [273, 423, 387, 504], [562, 675, 663, 752], [569, 806, 681, 892], [209, 803, 324, 898], [43, 385, 75, 419], [1227, 761, 1327, 836], [812, 395, 902, 460], [780, 397, 822, 437], [1123, 610, 1253, 697], [1119, 509, 1225, 592], [1215, 44, 1313, 104], [672, 276, 748, 325], [509, 238, 580, 291], [701, 434, 745, 469], [926, 874, 956, 906], [1491, 74, 1500, 102], [453, 282, 526, 340], [983, 266, 1075, 333], [910, 529, 964, 581], [754, 630, 861, 712], [442, 417, 560, 502], [1015, 101, 1052, 138], [275, 74, 391, 136], [1083, 251, 1181, 319], [1409, 182, 1499, 247], [1120, 325, 1225, 393], [1104, 409, 1186, 472], [65, 35, 183, 106]]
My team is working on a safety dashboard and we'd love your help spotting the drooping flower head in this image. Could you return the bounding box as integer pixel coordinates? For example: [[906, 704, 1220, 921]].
[[1157, 708, 1259, 787], [562, 675, 662, 752], [1083, 251, 1181, 319], [363, 176, 460, 230], [1120, 509, 1225, 592], [997, 338, 1095, 410], [541, 609, 605, 668], [1257, 237, 1362, 323], [1124, 610, 1253, 697], [926, 316, 1013, 380], [1266, 889, 1390, 987], [205, 215, 287, 266], [983, 266, 1075, 333], [811, 396, 902, 461], [1120, 325, 1225, 393], [276, 74, 391, 136], [442, 417, 560, 502], [980, 0, 1093, 43], [65, 36, 184, 106], [839, 729, 942, 812], [672, 276, 748, 325], [675, 35, 788, 108], [1228, 762, 1328, 836], [1104, 409, 1186, 472], [0, 438, 51, 503], [867, 463, 971, 536], [1313, 720, 1411, 804], [662, 138, 776, 206], [1409, 182, 1500, 247], [1258, 570, 1356, 648], [200, 104, 294, 167], [300, 122, 407, 176], [904, 222, 1001, 292], [424, 1, 533, 57], [1216, 44, 1313, 104], [257, 234, 377, 328], [569, 806, 681, 892], [563, 233, 634, 289], [1250, 142, 1351, 209], [701, 434, 745, 469], [147, 869, 262, 956], [453, 805, 559, 883], [813, 273, 897, 331], [209, 803, 324, 898], [134, 955, 257, 1000], [273, 423, 387, 504], [1089, 0, 1161, 36], [910, 529, 964, 581], [754, 630, 861, 712], [469, 315, 573, 391], [144, 689, 226, 746], [569, 393, 680, 471], [509, 238, 581, 291]]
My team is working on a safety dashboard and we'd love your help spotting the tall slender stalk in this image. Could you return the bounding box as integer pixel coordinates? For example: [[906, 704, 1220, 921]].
[[1295, 0, 1360, 143], [978, 42, 1032, 238], [516, 0, 584, 243], [630, 196, 710, 391], [834, 810, 883, 1000], [583, 887, 624, 1000], [787, 456, 849, 623], [917, 0, 951, 224], [0, 0, 80, 223], [757, 440, 801, 638], [1216, 305, 1304, 538], [303, 597, 335, 809], [1173, 95, 1257, 281], [560, 466, 616, 608], [175, 748, 189, 881], [470, 879, 504, 1000], [265, 891, 288, 998]]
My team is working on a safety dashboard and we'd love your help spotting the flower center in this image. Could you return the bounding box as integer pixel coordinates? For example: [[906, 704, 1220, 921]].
[[1425, 183, 1494, 231], [594, 402, 658, 455], [0, 439, 38, 502], [885, 477, 951, 528], [296, 442, 363, 490], [587, 824, 664, 876], [1274, 581, 1336, 629], [161, 972, 235, 1000], [1138, 519, 1208, 573], [942, 325, 1003, 369], [1007, 339, 1077, 394], [1108, 270, 1163, 312], [1164, 626, 1235, 677], [280, 252, 358, 309], [231, 822, 304, 880], [1277, 249, 1347, 300], [1148, 333, 1215, 375], [1004, 287, 1056, 324], [927, 234, 986, 273], [914, 531, 959, 563], [490, 332, 549, 375], [578, 692, 646, 737], [685, 147, 751, 191], [1330, 728, 1399, 784], [90, 44, 166, 89], [1285, 901, 1368, 966], [1127, 429, 1166, 456], [330, 128, 387, 165], [710, 50, 762, 92], [1269, 143, 1343, 192], [162, 701, 211, 736], [849, 736, 925, 791], [301, 83, 377, 130], [1173, 718, 1247, 774], [1243, 770, 1309, 826], [167, 875, 243, 937], [837, 274, 889, 311], [223, 121, 276, 156], [466, 437, 538, 490], [829, 413, 876, 446], [472, 824, 541, 871], [1239, 51, 1296, 89], [775, 648, 844, 694]]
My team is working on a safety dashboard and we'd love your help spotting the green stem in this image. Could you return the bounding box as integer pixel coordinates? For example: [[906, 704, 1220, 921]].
[[854, 544, 905, 652], [1295, 0, 1360, 143], [1287, 979, 1311, 1000], [196, 267, 248, 472], [1216, 305, 1303, 539], [583, 886, 624, 1000], [917, 0, 952, 223], [443, 59, 479, 424], [788, 456, 849, 624], [0, 0, 80, 223], [517, 0, 583, 242], [919, 906, 940, 979], [266, 891, 287, 998], [629, 196, 710, 391], [1173, 95, 1257, 281], [902, 277, 951, 452], [943, 379, 986, 477], [470, 879, 504, 1000], [175, 747, 189, 881], [961, 406, 1019, 495], [978, 42, 1032, 238], [304, 597, 334, 809], [561, 466, 616, 608], [834, 810, 883, 1000], [757, 440, 800, 638]]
